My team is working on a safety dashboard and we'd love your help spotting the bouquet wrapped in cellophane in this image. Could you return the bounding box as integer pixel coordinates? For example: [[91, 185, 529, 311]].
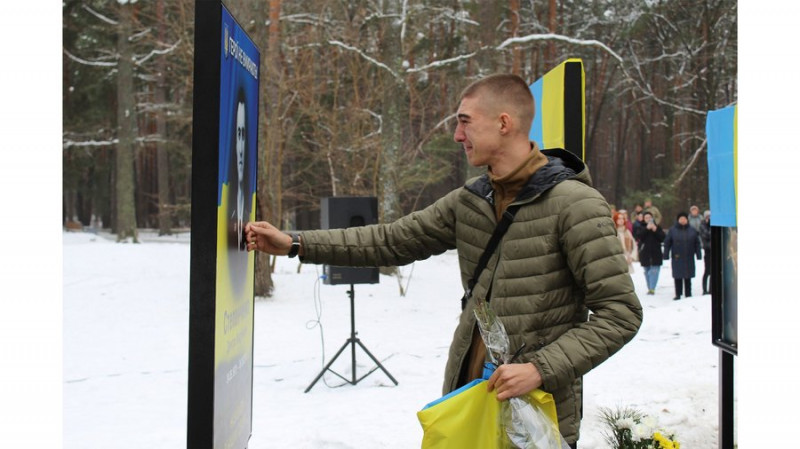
[[474, 300, 571, 449]]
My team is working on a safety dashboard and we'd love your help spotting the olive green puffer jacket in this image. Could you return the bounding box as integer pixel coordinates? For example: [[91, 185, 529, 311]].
[[299, 149, 643, 444]]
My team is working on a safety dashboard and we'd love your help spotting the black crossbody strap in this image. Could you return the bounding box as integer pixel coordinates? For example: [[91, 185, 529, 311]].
[[461, 204, 521, 310]]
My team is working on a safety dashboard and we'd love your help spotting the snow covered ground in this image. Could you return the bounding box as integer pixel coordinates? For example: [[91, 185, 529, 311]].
[[61, 230, 733, 448]]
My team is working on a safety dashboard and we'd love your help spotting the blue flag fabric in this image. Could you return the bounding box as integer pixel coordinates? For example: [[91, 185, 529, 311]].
[[706, 105, 737, 227]]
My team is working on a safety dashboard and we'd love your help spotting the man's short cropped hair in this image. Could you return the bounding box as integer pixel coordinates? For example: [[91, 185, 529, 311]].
[[460, 74, 535, 134]]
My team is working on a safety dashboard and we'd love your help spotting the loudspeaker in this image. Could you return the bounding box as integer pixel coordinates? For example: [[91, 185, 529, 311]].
[[321, 197, 380, 285]]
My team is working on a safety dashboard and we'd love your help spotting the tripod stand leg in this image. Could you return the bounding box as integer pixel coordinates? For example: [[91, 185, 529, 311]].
[[356, 339, 398, 385], [304, 338, 353, 393]]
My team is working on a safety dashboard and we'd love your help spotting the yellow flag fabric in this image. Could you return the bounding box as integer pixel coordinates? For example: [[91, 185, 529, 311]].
[[417, 380, 559, 449]]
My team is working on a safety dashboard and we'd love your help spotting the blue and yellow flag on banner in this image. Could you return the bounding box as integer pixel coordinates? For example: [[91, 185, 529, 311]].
[[529, 58, 585, 160], [706, 105, 737, 227]]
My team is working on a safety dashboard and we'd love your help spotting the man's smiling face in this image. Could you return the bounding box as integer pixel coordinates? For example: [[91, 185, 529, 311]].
[[453, 94, 501, 168]]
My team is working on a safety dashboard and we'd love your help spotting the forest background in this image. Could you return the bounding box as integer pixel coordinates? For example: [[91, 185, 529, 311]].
[[62, 0, 737, 296]]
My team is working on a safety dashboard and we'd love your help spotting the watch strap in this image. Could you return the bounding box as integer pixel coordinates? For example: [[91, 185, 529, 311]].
[[287, 233, 300, 258]]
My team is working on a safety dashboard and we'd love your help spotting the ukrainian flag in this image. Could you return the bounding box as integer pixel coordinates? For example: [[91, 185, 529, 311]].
[[706, 105, 737, 227], [528, 58, 585, 160]]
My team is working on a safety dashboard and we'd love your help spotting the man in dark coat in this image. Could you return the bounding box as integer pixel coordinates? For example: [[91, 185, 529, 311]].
[[663, 212, 703, 300], [633, 211, 665, 295]]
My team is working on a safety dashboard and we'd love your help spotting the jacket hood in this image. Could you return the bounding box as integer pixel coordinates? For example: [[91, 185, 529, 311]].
[[465, 148, 590, 204]]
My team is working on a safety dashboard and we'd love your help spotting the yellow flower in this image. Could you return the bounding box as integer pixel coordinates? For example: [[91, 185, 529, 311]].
[[652, 431, 679, 449]]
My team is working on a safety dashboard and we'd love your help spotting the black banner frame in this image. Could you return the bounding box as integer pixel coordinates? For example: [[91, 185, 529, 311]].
[[711, 226, 737, 355], [562, 60, 585, 161], [710, 225, 737, 449], [187, 1, 221, 446]]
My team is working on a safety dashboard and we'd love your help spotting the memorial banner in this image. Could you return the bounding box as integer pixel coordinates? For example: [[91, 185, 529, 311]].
[[188, 2, 260, 448], [213, 5, 260, 449]]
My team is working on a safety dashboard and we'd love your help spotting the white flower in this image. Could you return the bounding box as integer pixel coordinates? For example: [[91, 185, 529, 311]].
[[615, 417, 636, 430], [631, 423, 652, 442]]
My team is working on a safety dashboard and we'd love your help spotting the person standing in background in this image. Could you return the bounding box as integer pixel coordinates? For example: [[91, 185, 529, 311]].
[[663, 212, 702, 300], [643, 198, 662, 225], [618, 209, 633, 234], [688, 205, 702, 232], [633, 204, 644, 217], [614, 212, 636, 274], [698, 210, 712, 295], [632, 210, 645, 245], [633, 211, 665, 295]]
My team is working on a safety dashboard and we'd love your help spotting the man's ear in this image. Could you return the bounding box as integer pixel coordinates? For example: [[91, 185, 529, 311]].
[[498, 112, 512, 135]]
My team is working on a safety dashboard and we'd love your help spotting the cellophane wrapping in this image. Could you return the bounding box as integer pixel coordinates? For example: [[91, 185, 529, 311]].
[[474, 300, 571, 449]]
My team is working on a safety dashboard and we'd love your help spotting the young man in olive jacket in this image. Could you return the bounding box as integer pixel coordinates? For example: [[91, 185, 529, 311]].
[[245, 74, 643, 447]]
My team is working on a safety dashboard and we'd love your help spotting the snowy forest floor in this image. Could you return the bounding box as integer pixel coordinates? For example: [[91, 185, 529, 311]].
[[63, 230, 735, 448]]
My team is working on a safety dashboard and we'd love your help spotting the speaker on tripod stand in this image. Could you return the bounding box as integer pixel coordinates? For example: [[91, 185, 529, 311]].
[[320, 196, 380, 285], [305, 196, 398, 392]]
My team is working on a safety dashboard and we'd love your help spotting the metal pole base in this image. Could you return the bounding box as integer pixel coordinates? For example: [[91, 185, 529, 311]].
[[719, 350, 735, 449]]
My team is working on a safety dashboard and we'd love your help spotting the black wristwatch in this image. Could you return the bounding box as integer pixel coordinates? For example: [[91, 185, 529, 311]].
[[287, 233, 301, 258]]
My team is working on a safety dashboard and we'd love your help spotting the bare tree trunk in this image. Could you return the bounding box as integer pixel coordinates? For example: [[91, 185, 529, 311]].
[[266, 0, 283, 228], [254, 0, 282, 298], [156, 0, 172, 235], [64, 188, 77, 223], [585, 52, 615, 154], [379, 1, 403, 223], [547, 0, 557, 68], [614, 104, 629, 206], [115, 2, 139, 242], [510, 0, 521, 76], [478, 2, 501, 73]]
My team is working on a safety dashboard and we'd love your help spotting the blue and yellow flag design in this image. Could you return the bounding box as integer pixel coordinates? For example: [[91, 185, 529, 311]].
[[529, 58, 586, 160]]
